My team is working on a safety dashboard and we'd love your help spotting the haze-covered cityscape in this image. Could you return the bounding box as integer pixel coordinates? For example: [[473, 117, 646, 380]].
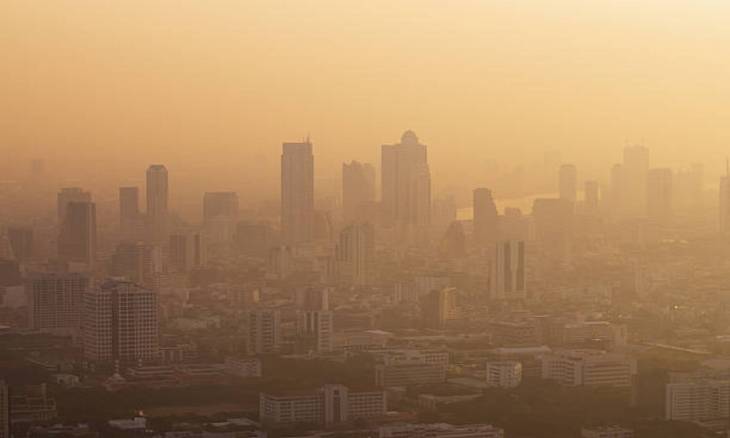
[[4, 2, 730, 438]]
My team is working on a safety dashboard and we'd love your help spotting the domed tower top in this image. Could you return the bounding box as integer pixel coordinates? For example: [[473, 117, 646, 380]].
[[400, 130, 419, 145]]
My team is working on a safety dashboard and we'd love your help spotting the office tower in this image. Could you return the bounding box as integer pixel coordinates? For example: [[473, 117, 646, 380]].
[[381, 130, 431, 231], [490, 240, 527, 300], [6, 226, 33, 262], [27, 272, 90, 337], [119, 186, 140, 232], [169, 230, 206, 272], [245, 309, 280, 354], [58, 201, 96, 267], [584, 180, 600, 212], [622, 145, 650, 217], [146, 164, 169, 241], [647, 168, 673, 222], [532, 198, 574, 265], [82, 279, 159, 363], [559, 164, 578, 203], [499, 207, 529, 241], [335, 222, 374, 286], [473, 188, 498, 249], [235, 221, 277, 257], [342, 161, 376, 225], [203, 192, 239, 244], [110, 242, 163, 289], [0, 381, 7, 438], [296, 287, 329, 311], [297, 310, 334, 353], [420, 287, 458, 329], [281, 141, 314, 245], [57, 187, 91, 223]]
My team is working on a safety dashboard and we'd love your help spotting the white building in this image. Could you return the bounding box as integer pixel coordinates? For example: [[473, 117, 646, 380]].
[[379, 423, 504, 438], [246, 309, 280, 354], [82, 279, 159, 363], [374, 350, 449, 387], [541, 350, 636, 388], [259, 384, 385, 426], [486, 361, 522, 388], [665, 379, 730, 424], [581, 425, 634, 438]]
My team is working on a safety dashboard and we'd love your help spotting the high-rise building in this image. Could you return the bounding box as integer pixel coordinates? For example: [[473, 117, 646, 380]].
[[168, 230, 206, 273], [58, 201, 96, 267], [335, 223, 374, 286], [559, 164, 577, 203], [0, 380, 7, 438], [421, 287, 458, 329], [146, 164, 169, 241], [295, 287, 329, 311], [647, 168, 673, 222], [297, 310, 334, 353], [281, 141, 314, 245], [6, 226, 33, 262], [584, 180, 600, 213], [473, 188, 498, 249], [490, 240, 526, 300], [82, 279, 159, 363], [110, 242, 163, 289], [27, 272, 90, 337], [203, 192, 239, 244], [381, 131, 431, 232], [246, 309, 280, 354], [57, 188, 91, 223], [342, 161, 376, 225]]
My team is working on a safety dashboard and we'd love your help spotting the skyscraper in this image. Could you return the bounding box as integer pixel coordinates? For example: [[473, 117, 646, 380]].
[[473, 188, 498, 249], [622, 145, 650, 217], [342, 161, 376, 225], [169, 229, 206, 273], [27, 272, 90, 337], [420, 287, 458, 329], [146, 164, 169, 241], [559, 164, 577, 203], [381, 130, 431, 232], [110, 242, 163, 289], [57, 187, 91, 223], [58, 201, 96, 267], [203, 191, 239, 244], [297, 310, 334, 353], [490, 240, 527, 300], [647, 168, 673, 222], [6, 226, 33, 262], [281, 141, 314, 245], [335, 222, 374, 286], [82, 279, 159, 363], [246, 309, 280, 354]]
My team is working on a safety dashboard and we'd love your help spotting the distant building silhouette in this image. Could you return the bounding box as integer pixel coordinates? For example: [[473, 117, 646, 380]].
[[58, 201, 96, 268], [473, 188, 499, 249], [57, 187, 91, 223], [559, 164, 577, 204], [119, 186, 140, 236], [335, 222, 374, 286], [281, 141, 314, 245], [203, 191, 239, 244], [146, 165, 169, 242], [342, 161, 376, 225], [584, 180, 600, 213], [647, 168, 673, 223], [490, 240, 527, 300]]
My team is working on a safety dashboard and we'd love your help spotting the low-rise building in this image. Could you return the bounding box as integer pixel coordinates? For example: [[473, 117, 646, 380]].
[[581, 425, 634, 438], [485, 361, 522, 388]]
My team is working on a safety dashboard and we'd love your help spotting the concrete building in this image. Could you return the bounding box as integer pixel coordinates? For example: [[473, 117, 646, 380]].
[[119, 186, 140, 235], [58, 201, 96, 267], [665, 379, 730, 425], [246, 309, 280, 354], [486, 361, 522, 388], [27, 272, 90, 337], [541, 350, 636, 389], [647, 167, 673, 222], [374, 349, 449, 387], [335, 222, 374, 286], [298, 310, 334, 353], [169, 230, 206, 273], [381, 131, 431, 236], [57, 187, 91, 223], [224, 357, 262, 378], [82, 279, 159, 363], [259, 384, 386, 426], [146, 164, 169, 242], [203, 191, 239, 244], [489, 240, 526, 300], [421, 287, 459, 329], [281, 141, 314, 245], [110, 242, 163, 289]]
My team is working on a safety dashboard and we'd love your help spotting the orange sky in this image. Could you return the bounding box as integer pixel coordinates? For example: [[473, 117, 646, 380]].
[[2, 1, 730, 197]]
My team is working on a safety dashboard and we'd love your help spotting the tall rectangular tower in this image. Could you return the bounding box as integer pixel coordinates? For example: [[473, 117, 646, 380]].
[[281, 141, 314, 245]]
